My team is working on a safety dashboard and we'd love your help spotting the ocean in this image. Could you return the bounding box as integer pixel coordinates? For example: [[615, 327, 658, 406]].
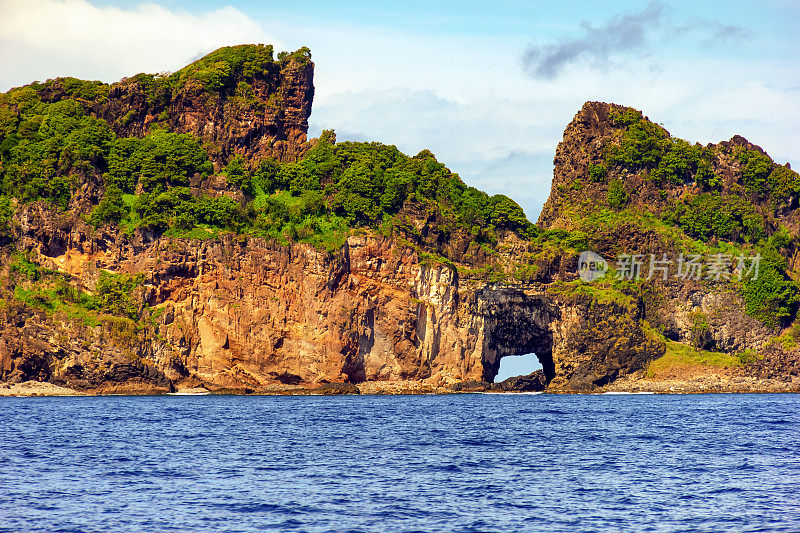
[[1, 393, 798, 532]]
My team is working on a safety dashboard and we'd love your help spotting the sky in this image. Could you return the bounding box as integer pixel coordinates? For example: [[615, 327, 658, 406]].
[[1, 0, 798, 221], [495, 353, 543, 383]]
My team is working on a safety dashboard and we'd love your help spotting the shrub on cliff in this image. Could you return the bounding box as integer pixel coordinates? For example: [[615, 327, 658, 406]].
[[738, 229, 798, 328], [738, 148, 774, 199], [93, 272, 145, 320], [0, 195, 14, 240], [35, 77, 109, 104], [768, 165, 800, 207], [662, 194, 765, 244], [606, 108, 719, 188], [277, 47, 312, 64], [90, 185, 127, 226], [606, 113, 669, 171], [606, 179, 628, 208], [588, 163, 607, 182], [736, 150, 800, 207], [133, 187, 246, 233], [105, 130, 214, 193], [695, 156, 722, 190]]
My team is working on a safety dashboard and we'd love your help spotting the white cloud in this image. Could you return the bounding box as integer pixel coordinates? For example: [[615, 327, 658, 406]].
[[0, 0, 273, 89], [288, 15, 797, 219]]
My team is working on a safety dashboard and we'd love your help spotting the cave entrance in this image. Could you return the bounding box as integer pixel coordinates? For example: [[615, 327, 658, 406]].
[[493, 353, 543, 383]]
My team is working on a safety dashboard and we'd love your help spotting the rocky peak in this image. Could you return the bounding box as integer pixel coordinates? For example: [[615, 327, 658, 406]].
[[35, 44, 315, 166], [538, 101, 799, 237]]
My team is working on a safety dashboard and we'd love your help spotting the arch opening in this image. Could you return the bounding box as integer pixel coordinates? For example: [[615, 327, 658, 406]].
[[493, 353, 543, 383], [477, 288, 558, 387]]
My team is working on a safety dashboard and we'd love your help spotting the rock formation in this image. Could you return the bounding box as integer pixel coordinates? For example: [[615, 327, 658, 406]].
[[1, 49, 798, 394], [35, 44, 314, 166]]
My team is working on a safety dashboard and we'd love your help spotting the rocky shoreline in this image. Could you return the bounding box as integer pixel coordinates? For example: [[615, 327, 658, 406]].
[[3, 376, 798, 397]]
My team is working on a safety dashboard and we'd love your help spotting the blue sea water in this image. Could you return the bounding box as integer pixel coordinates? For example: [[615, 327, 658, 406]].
[[1, 393, 799, 532]]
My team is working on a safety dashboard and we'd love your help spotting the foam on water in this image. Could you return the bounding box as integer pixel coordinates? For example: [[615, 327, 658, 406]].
[[601, 391, 656, 395]]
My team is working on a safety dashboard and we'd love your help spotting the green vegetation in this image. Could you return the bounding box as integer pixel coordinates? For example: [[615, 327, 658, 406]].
[[606, 178, 628, 208], [736, 349, 760, 365], [606, 108, 718, 187], [688, 310, 710, 348], [34, 77, 109, 103], [0, 97, 114, 208], [549, 279, 636, 309], [93, 271, 144, 319], [596, 107, 800, 328], [742, 230, 799, 328], [227, 131, 535, 246], [766, 327, 799, 351], [0, 44, 312, 216], [174, 44, 277, 93], [134, 188, 246, 233], [767, 165, 800, 207], [662, 193, 765, 244], [588, 163, 607, 183], [104, 131, 214, 193], [3, 59, 800, 336], [738, 148, 774, 199], [9, 255, 89, 319], [0, 74, 535, 250], [645, 340, 741, 379], [9, 252, 148, 326], [90, 131, 216, 226], [277, 46, 312, 64], [0, 195, 14, 239], [605, 108, 800, 208], [0, 81, 249, 235], [9, 252, 43, 281], [584, 203, 796, 327], [569, 203, 799, 328], [736, 148, 800, 205]]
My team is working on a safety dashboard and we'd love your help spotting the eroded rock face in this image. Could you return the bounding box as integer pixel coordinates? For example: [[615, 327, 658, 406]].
[[2, 203, 666, 391], [472, 287, 557, 382], [2, 199, 791, 392], [495, 370, 548, 392], [548, 295, 664, 390]]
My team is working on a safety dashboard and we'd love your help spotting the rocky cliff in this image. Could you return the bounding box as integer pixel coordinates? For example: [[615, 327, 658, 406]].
[[2, 204, 666, 393], [1, 49, 799, 394]]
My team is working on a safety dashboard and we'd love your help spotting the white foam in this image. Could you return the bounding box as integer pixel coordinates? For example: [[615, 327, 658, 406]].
[[601, 391, 656, 395]]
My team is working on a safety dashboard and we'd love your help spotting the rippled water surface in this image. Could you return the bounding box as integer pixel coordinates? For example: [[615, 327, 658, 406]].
[[1, 393, 799, 532]]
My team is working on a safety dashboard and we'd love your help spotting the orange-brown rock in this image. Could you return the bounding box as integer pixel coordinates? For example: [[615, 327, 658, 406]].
[[3, 77, 799, 393]]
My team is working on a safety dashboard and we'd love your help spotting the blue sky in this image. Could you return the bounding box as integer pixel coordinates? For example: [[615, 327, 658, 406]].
[[1, 0, 798, 220]]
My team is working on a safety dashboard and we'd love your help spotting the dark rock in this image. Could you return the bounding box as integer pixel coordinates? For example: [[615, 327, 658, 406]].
[[449, 381, 492, 392], [496, 370, 548, 392], [313, 383, 361, 395]]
